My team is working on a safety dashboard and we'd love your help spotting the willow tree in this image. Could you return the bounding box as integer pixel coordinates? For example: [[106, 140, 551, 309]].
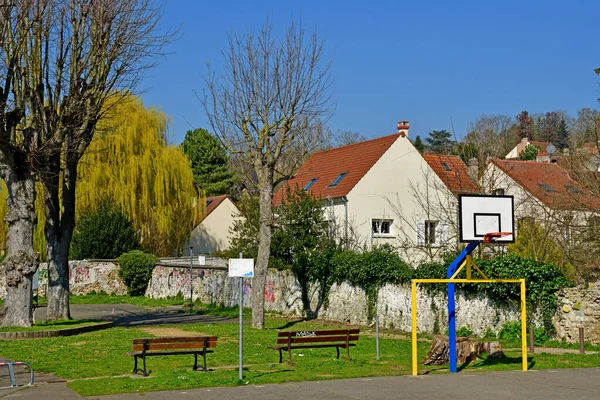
[[0, 0, 172, 325], [202, 19, 333, 329], [77, 94, 203, 256]]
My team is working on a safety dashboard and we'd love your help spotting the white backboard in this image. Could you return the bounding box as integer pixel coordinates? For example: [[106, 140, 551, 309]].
[[229, 258, 254, 277], [459, 194, 515, 243]]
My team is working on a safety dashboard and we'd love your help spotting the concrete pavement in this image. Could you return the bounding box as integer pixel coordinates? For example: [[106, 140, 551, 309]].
[[2, 368, 599, 400]]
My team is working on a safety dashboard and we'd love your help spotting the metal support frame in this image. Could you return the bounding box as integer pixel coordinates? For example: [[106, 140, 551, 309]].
[[0, 361, 34, 388], [411, 240, 528, 376]]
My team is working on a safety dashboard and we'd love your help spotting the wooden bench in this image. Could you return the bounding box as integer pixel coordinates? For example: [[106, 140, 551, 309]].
[[271, 329, 360, 363], [126, 336, 217, 376]]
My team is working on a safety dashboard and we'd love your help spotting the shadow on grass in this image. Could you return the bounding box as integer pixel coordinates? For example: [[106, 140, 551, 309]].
[[272, 318, 308, 330], [457, 354, 536, 372]]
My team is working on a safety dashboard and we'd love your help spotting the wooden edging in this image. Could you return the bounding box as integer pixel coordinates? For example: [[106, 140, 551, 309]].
[[0, 321, 114, 340]]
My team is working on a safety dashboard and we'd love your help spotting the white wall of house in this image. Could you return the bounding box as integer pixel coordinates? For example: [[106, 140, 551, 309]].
[[343, 135, 457, 265], [186, 198, 240, 255]]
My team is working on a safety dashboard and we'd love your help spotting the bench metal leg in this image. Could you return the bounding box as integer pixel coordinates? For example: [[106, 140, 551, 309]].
[[336, 347, 340, 359], [193, 353, 198, 371], [133, 355, 148, 376], [278, 349, 283, 363]]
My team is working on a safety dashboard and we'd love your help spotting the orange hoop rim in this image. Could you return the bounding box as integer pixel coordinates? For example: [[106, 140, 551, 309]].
[[483, 232, 513, 243]]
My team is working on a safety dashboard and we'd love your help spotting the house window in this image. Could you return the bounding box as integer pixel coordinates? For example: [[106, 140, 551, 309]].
[[493, 188, 505, 196], [372, 219, 393, 237], [206, 199, 213, 207], [565, 185, 582, 194], [425, 221, 437, 245], [441, 162, 452, 172], [303, 178, 318, 191], [328, 172, 348, 188], [539, 183, 553, 192]]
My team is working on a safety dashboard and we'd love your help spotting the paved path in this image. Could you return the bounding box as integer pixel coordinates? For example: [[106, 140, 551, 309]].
[[34, 304, 236, 327], [2, 368, 600, 400]]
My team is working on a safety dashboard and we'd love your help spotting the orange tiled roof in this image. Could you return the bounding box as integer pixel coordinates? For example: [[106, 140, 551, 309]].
[[422, 154, 479, 195], [490, 159, 599, 210], [529, 140, 553, 151], [201, 195, 228, 221], [273, 134, 400, 205]]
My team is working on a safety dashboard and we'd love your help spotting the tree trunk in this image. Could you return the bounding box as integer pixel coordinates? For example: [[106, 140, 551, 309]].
[[43, 155, 76, 320], [251, 167, 274, 329], [0, 169, 38, 327], [423, 335, 504, 366]]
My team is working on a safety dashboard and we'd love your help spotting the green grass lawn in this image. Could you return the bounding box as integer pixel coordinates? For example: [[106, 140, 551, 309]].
[[0, 319, 104, 332], [1, 312, 600, 397]]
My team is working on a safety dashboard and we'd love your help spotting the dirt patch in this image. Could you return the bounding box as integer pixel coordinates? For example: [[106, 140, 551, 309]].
[[139, 327, 207, 337], [69, 341, 88, 346]]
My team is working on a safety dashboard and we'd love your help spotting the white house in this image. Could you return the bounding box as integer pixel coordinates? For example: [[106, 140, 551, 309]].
[[505, 137, 554, 161], [186, 195, 240, 255], [274, 121, 478, 265], [483, 158, 600, 248]]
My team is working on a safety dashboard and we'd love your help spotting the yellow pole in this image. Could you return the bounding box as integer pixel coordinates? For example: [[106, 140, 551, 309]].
[[466, 255, 472, 280], [520, 279, 528, 371], [411, 281, 418, 376]]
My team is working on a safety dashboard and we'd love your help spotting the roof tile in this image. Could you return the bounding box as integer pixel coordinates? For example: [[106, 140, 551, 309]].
[[422, 154, 479, 195], [273, 134, 399, 205]]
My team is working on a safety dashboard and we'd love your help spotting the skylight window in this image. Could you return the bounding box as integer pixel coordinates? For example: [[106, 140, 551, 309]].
[[328, 172, 348, 188], [441, 162, 452, 172], [206, 199, 213, 207], [303, 178, 318, 191], [539, 183, 553, 192], [565, 185, 582, 194]]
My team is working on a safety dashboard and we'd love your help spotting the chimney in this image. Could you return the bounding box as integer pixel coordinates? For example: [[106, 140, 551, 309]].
[[397, 120, 410, 137], [467, 157, 479, 182]]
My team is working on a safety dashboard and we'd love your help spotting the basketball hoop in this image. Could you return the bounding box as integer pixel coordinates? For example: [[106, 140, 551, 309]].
[[483, 232, 513, 243]]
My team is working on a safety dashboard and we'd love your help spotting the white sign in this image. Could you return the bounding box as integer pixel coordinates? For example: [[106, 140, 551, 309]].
[[229, 258, 254, 277], [198, 255, 206, 265]]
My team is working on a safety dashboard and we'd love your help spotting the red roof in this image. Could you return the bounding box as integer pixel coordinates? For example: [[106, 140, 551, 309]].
[[422, 154, 479, 195], [202, 195, 228, 221], [273, 134, 399, 205], [490, 159, 599, 210]]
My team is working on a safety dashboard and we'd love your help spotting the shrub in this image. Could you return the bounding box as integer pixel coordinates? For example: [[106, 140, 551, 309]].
[[71, 202, 140, 260], [117, 250, 158, 296]]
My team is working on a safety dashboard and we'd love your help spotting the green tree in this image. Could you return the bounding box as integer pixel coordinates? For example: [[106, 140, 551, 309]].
[[556, 118, 569, 150], [77, 94, 203, 257], [70, 202, 140, 260], [413, 135, 425, 152], [118, 250, 159, 296], [425, 130, 454, 154], [182, 128, 237, 196], [519, 144, 541, 160]]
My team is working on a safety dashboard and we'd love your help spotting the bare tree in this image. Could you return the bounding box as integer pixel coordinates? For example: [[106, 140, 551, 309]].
[[0, 0, 173, 325], [202, 19, 334, 328]]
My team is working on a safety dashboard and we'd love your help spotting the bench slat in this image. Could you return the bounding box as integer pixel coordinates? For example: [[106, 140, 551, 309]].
[[271, 343, 356, 350], [133, 341, 217, 351], [276, 335, 359, 345], [132, 336, 217, 345], [127, 349, 214, 357], [277, 329, 359, 338]]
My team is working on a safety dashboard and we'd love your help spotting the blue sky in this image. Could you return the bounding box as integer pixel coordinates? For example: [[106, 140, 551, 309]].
[[140, 0, 600, 144]]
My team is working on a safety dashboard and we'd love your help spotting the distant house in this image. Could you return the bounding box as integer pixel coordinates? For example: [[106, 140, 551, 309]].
[[274, 121, 478, 264], [483, 159, 599, 240], [186, 195, 240, 255], [505, 137, 555, 161]]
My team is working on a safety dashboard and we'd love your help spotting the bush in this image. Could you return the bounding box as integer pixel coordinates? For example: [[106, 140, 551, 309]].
[[117, 250, 158, 296], [71, 202, 140, 260]]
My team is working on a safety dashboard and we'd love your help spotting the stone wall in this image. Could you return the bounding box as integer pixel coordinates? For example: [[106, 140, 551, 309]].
[[554, 282, 600, 344], [37, 260, 128, 296], [3, 259, 600, 344]]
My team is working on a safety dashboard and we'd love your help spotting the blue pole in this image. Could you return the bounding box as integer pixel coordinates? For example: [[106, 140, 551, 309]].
[[447, 241, 478, 374]]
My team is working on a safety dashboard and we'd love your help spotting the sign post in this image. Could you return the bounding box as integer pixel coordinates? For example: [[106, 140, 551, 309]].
[[229, 254, 254, 380]]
